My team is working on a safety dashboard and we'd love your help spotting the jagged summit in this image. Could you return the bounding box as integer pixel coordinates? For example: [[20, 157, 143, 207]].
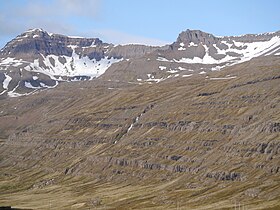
[[1, 28, 104, 57], [21, 28, 85, 39], [175, 29, 280, 45], [22, 28, 49, 36], [176, 29, 219, 45]]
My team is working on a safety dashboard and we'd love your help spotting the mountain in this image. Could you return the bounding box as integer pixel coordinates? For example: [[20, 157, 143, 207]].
[[0, 55, 279, 209], [0, 29, 280, 97], [0, 28, 162, 97], [101, 29, 280, 82], [0, 29, 280, 209]]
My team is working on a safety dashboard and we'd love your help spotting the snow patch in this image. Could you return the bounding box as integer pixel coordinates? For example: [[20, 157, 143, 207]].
[[209, 76, 237, 80], [0, 74, 12, 95], [158, 66, 167, 70], [178, 66, 186, 71], [26, 28, 44, 33], [189, 42, 198, 47], [156, 57, 173, 62], [182, 74, 192, 77], [0, 57, 26, 67], [211, 64, 230, 71], [167, 69, 178, 73], [146, 74, 165, 83], [67, 35, 85, 39], [3, 74, 12, 89], [25, 82, 41, 89], [90, 40, 96, 47], [127, 114, 142, 133], [12, 62, 22, 67]]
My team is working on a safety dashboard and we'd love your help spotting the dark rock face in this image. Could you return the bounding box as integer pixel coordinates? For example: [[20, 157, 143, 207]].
[[176, 29, 219, 46], [1, 29, 99, 58], [107, 44, 160, 59]]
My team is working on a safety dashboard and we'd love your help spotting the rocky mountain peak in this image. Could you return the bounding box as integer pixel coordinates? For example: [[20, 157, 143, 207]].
[[0, 29, 165, 97], [176, 29, 219, 46], [0, 28, 105, 58], [22, 28, 50, 37]]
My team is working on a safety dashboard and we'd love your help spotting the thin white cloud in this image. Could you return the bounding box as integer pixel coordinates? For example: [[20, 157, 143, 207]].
[[57, 0, 102, 17], [0, 0, 102, 37], [0, 0, 169, 47], [14, 0, 102, 18]]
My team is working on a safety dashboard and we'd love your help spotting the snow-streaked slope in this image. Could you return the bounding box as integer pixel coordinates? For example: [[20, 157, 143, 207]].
[[17, 44, 122, 79], [175, 36, 280, 65], [24, 53, 122, 79], [149, 33, 280, 83]]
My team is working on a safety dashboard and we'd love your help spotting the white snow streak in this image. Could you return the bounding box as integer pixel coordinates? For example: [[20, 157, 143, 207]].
[[158, 66, 167, 70], [209, 76, 237, 80], [127, 114, 142, 133], [0, 74, 12, 95], [182, 74, 192, 77], [178, 66, 186, 70], [3, 74, 12, 89]]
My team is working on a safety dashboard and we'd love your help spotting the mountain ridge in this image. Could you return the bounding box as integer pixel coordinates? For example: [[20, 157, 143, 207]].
[[0, 28, 280, 98]]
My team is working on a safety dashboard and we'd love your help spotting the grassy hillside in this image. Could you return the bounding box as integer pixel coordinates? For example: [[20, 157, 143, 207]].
[[0, 56, 279, 209]]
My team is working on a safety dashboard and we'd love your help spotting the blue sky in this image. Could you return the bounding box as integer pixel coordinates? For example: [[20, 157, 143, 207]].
[[0, 0, 280, 48]]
